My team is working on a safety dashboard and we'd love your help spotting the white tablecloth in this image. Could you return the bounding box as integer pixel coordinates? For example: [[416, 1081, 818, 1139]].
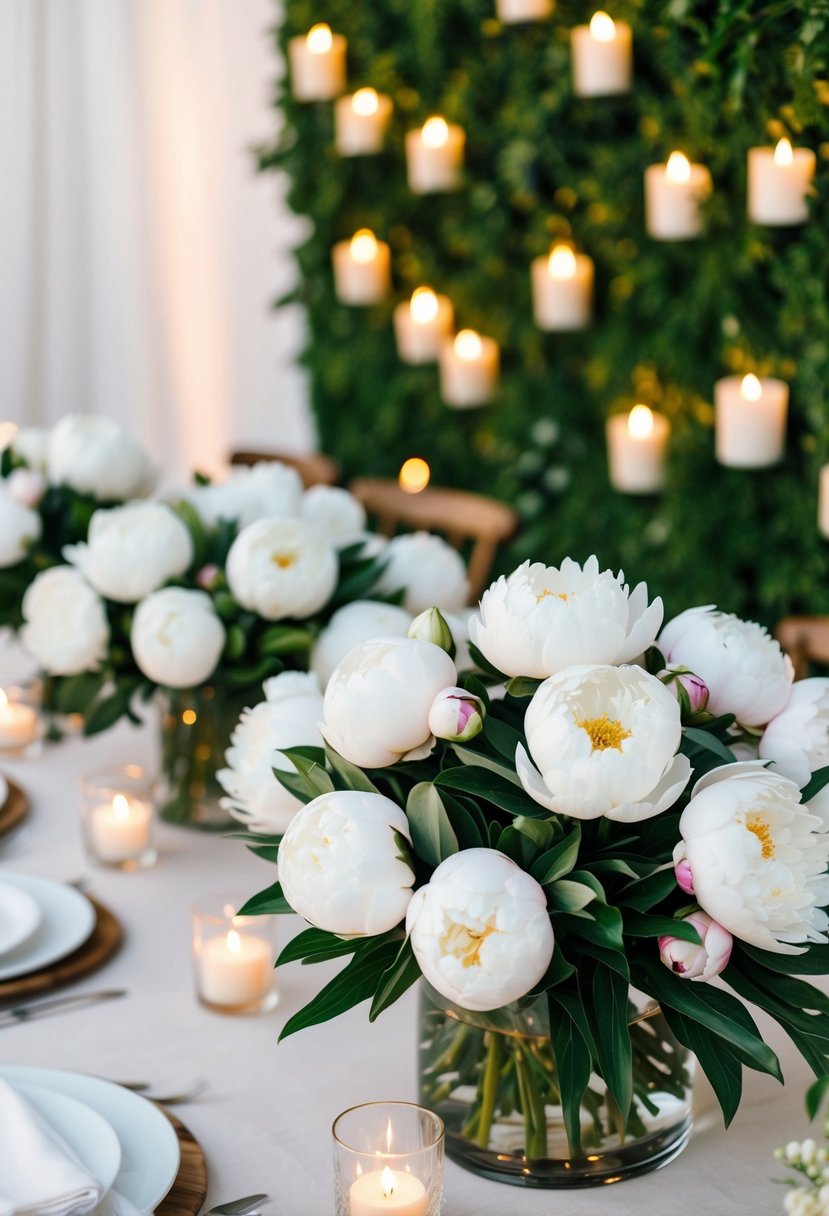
[[0, 661, 807, 1215]]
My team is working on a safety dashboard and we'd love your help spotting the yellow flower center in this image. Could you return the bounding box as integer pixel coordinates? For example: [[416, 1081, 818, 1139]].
[[578, 714, 632, 752], [746, 816, 775, 859], [441, 918, 499, 969], [536, 589, 569, 604], [272, 552, 296, 569]]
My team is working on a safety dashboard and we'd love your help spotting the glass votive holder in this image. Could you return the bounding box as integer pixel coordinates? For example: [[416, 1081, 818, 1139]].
[[192, 894, 278, 1015], [79, 765, 157, 871], [0, 681, 44, 759], [333, 1101, 444, 1216]]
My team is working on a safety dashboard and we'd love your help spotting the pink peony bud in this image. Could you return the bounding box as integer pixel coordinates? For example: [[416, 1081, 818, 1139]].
[[196, 563, 220, 590], [658, 912, 732, 982], [6, 467, 45, 508], [675, 858, 695, 894], [428, 686, 485, 743], [660, 665, 709, 717]]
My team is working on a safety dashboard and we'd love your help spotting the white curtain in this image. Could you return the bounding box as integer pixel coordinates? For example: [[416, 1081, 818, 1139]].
[[0, 0, 313, 481]]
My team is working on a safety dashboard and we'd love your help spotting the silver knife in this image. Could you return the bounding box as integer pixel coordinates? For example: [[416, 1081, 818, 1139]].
[[203, 1197, 269, 1216], [0, 988, 127, 1027]]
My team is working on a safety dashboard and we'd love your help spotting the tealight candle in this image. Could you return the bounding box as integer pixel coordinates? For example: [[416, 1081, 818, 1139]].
[[350, 1166, 428, 1216], [715, 372, 788, 468], [531, 244, 594, 331], [747, 137, 816, 226], [332, 229, 392, 305], [288, 23, 347, 102], [393, 287, 454, 363], [0, 688, 39, 751], [644, 150, 712, 240], [496, 0, 554, 21], [571, 12, 633, 97], [192, 895, 277, 1015], [405, 117, 465, 194], [819, 465, 829, 539], [606, 405, 670, 494], [439, 329, 500, 408], [335, 88, 393, 156], [332, 1102, 443, 1216], [88, 793, 153, 863]]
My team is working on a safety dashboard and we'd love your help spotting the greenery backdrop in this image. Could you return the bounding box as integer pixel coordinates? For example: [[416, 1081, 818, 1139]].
[[260, 0, 829, 623]]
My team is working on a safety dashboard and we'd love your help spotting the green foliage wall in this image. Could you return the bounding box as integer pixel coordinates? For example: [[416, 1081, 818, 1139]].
[[260, 0, 829, 623]]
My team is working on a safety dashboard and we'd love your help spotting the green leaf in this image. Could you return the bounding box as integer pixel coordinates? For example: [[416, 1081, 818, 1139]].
[[617, 868, 678, 912], [406, 783, 458, 867], [661, 1006, 743, 1126], [277, 927, 363, 967], [505, 676, 542, 699], [513, 815, 555, 850], [467, 641, 508, 682], [483, 717, 526, 761], [623, 912, 703, 943], [564, 901, 625, 951], [547, 990, 593, 1155], [435, 766, 543, 816], [806, 1076, 829, 1121], [279, 936, 399, 1041], [440, 792, 486, 850], [259, 624, 314, 655], [531, 825, 581, 885], [547, 880, 596, 913], [682, 727, 737, 764], [800, 765, 829, 804], [451, 744, 523, 786], [589, 965, 632, 1121], [236, 881, 292, 916], [369, 937, 421, 1021], [273, 747, 334, 804], [325, 744, 381, 794], [54, 672, 105, 715], [83, 687, 134, 735]]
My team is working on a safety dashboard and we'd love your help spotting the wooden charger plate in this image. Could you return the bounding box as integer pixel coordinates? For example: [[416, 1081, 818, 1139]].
[[0, 897, 122, 1002], [0, 779, 29, 838], [158, 1110, 209, 1216]]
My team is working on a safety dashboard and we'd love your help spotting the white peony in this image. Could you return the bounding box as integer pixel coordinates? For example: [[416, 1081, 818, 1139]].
[[470, 556, 663, 679], [182, 461, 303, 529], [21, 567, 109, 675], [12, 427, 49, 470], [278, 789, 415, 935], [406, 849, 555, 1011], [516, 664, 691, 822], [659, 606, 793, 727], [311, 600, 412, 688], [46, 414, 156, 500], [0, 485, 41, 567], [300, 486, 367, 547], [131, 587, 225, 688], [376, 532, 469, 615], [64, 502, 193, 603], [676, 761, 829, 953], [322, 636, 457, 768], [218, 672, 325, 835], [226, 517, 338, 621], [6, 468, 45, 508], [759, 679, 829, 788]]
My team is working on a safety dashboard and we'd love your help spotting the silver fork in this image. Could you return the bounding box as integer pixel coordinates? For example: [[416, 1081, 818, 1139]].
[[115, 1076, 209, 1104], [201, 1196, 269, 1216]]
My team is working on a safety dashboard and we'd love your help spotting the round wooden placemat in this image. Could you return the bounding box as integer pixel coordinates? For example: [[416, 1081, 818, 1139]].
[[0, 897, 122, 1002], [0, 779, 29, 838], [158, 1110, 209, 1216]]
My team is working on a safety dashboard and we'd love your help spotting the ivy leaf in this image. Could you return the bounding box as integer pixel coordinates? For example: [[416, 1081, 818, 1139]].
[[406, 783, 458, 867]]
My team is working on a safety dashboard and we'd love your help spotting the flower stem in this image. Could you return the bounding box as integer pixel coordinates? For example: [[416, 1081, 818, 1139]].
[[473, 1031, 505, 1150]]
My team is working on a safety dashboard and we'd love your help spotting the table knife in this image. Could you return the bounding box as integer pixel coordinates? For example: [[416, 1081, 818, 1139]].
[[0, 987, 127, 1027]]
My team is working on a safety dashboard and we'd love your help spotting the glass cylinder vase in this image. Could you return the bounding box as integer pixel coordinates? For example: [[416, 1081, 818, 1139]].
[[156, 685, 248, 830]]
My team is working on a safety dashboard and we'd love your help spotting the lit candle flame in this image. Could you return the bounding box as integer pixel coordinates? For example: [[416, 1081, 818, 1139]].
[[455, 329, 483, 361], [628, 405, 655, 439], [0, 689, 6, 711], [740, 373, 763, 402], [352, 87, 379, 116], [380, 1166, 396, 1198], [306, 23, 333, 53], [350, 229, 379, 263], [774, 137, 793, 167], [112, 793, 130, 822], [410, 287, 439, 324], [589, 11, 616, 40], [547, 245, 577, 280], [386, 1119, 393, 1152], [666, 151, 691, 183], [0, 422, 18, 451], [226, 929, 242, 955], [422, 116, 449, 149], [399, 457, 431, 494]]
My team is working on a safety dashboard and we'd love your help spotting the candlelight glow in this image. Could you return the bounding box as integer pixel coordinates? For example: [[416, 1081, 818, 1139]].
[[410, 287, 439, 324], [628, 404, 655, 439], [113, 794, 130, 822], [0, 690, 6, 711], [352, 87, 379, 116], [547, 245, 577, 280], [350, 229, 379, 263], [0, 422, 18, 451], [422, 116, 449, 149], [182, 708, 197, 726], [306, 23, 333, 53], [455, 329, 483, 361], [227, 929, 242, 955], [589, 11, 616, 40], [741, 373, 763, 402], [386, 1119, 393, 1152], [381, 1166, 396, 1198], [774, 137, 794, 167], [399, 458, 431, 494], [666, 151, 692, 183]]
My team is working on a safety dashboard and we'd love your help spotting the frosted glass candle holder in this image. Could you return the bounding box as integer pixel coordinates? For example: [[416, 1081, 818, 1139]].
[[79, 765, 157, 871], [0, 681, 44, 758], [333, 1102, 444, 1216], [192, 894, 277, 1015]]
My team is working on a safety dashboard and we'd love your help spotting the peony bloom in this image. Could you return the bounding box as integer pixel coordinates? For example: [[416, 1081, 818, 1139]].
[[6, 468, 45, 509], [0, 486, 41, 567], [759, 679, 829, 788], [676, 762, 829, 953], [12, 427, 49, 470], [406, 849, 555, 1011], [516, 664, 691, 822], [225, 517, 338, 621], [376, 532, 469, 615], [278, 790, 415, 935], [182, 461, 303, 529], [470, 556, 663, 679], [300, 486, 367, 547], [46, 414, 156, 500], [428, 687, 486, 742], [658, 911, 733, 982], [218, 673, 325, 835], [21, 567, 109, 675], [131, 587, 225, 688], [322, 636, 457, 768], [64, 502, 193, 603], [659, 606, 793, 727], [311, 600, 412, 689]]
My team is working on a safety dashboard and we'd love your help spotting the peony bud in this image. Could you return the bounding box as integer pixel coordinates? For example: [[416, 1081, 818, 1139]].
[[196, 563, 221, 590], [408, 607, 455, 654], [658, 911, 732, 982], [428, 686, 485, 743], [660, 665, 709, 718], [6, 467, 45, 508], [675, 858, 695, 894]]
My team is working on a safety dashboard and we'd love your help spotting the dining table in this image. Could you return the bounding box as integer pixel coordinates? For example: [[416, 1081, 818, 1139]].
[[0, 642, 810, 1216]]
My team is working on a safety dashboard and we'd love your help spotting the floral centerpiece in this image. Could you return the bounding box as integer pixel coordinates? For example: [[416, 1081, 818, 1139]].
[[237, 556, 829, 1187]]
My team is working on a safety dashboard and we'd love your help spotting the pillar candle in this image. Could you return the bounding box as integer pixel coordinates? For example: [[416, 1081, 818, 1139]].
[[332, 230, 392, 305], [350, 1166, 428, 1216], [0, 689, 38, 749], [571, 12, 633, 97], [606, 405, 670, 494], [819, 465, 829, 539], [393, 288, 454, 363], [288, 23, 347, 101], [531, 245, 594, 331], [88, 793, 153, 862], [715, 373, 788, 468], [747, 138, 816, 226], [335, 88, 393, 156], [439, 330, 500, 408], [405, 117, 465, 194], [496, 0, 553, 21], [644, 151, 712, 240], [199, 929, 273, 1008]]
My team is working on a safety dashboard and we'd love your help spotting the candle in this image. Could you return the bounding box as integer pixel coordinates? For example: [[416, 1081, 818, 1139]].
[[606, 405, 670, 494], [0, 689, 39, 749], [439, 329, 500, 408], [335, 88, 393, 156], [747, 137, 816, 226], [496, 0, 554, 21], [199, 927, 273, 1008], [571, 12, 633, 97], [350, 1166, 428, 1216], [715, 373, 788, 468], [399, 458, 431, 494], [88, 792, 153, 862], [819, 466, 829, 539], [332, 230, 392, 305], [405, 117, 465, 194], [288, 23, 347, 102], [531, 244, 594, 331], [393, 287, 454, 363], [644, 151, 712, 240]]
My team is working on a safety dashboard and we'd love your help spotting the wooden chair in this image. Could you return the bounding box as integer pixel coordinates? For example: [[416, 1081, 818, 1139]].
[[230, 449, 340, 489], [775, 617, 829, 680], [349, 477, 519, 603]]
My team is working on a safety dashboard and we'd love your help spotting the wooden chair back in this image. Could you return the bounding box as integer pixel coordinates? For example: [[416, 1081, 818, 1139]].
[[230, 449, 340, 488], [775, 616, 829, 681]]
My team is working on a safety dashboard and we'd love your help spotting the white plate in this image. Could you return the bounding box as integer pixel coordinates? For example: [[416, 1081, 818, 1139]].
[[0, 1066, 181, 1211], [15, 1081, 122, 1196], [0, 880, 42, 957], [0, 873, 95, 981]]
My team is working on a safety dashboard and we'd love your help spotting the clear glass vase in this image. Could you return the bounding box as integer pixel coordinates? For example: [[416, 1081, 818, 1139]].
[[157, 685, 247, 830], [418, 981, 694, 1188]]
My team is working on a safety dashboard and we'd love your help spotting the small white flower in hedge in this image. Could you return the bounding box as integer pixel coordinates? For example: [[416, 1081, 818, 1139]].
[[300, 485, 367, 546], [131, 587, 226, 689], [408, 606, 455, 653], [469, 556, 663, 679], [21, 567, 109, 674], [6, 467, 45, 509], [660, 665, 709, 717], [675, 761, 829, 953], [46, 414, 156, 500], [0, 485, 41, 567], [405, 848, 555, 1012], [311, 600, 412, 689], [225, 516, 338, 621], [12, 427, 49, 470], [183, 461, 303, 529], [64, 502, 193, 604], [322, 636, 457, 768], [217, 672, 324, 835], [658, 911, 732, 981], [659, 605, 793, 727], [759, 679, 829, 788], [278, 789, 415, 935], [376, 532, 469, 615], [516, 664, 691, 822], [428, 687, 486, 743]]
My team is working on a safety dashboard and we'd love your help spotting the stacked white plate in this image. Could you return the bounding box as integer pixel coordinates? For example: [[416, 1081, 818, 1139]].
[[0, 873, 95, 980]]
